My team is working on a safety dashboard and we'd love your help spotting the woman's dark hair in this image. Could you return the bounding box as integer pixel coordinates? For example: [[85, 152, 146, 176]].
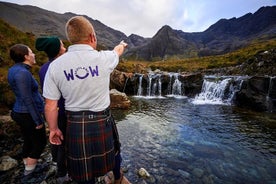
[[9, 44, 29, 63]]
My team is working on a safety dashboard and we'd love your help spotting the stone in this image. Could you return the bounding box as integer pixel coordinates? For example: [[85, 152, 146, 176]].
[[0, 155, 18, 171], [235, 76, 272, 111], [110, 89, 131, 109], [110, 69, 133, 92], [137, 168, 150, 178]]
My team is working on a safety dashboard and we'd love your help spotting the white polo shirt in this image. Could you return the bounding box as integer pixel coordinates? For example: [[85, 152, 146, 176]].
[[43, 44, 119, 112]]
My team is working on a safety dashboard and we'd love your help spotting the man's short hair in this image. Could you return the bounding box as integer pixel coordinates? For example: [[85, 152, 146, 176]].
[[65, 16, 96, 44]]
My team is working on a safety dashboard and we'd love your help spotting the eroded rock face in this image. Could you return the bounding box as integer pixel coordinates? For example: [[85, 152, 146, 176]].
[[181, 73, 204, 97], [235, 76, 276, 112], [110, 69, 133, 92]]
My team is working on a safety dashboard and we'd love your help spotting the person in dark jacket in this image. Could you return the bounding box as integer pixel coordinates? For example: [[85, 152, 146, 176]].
[[8, 44, 47, 180], [35, 36, 69, 183]]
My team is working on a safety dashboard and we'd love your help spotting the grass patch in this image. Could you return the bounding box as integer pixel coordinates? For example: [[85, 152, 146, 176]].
[[117, 38, 276, 73]]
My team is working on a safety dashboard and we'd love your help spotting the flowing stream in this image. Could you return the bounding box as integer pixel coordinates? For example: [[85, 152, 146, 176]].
[[115, 75, 276, 183], [113, 96, 276, 184]]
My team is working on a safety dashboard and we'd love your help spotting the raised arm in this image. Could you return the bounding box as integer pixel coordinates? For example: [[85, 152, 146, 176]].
[[113, 40, 128, 57]]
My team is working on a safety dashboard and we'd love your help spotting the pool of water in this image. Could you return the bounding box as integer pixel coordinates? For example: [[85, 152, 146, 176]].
[[112, 97, 276, 184]]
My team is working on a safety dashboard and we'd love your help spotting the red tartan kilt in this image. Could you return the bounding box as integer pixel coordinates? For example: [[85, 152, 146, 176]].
[[66, 110, 115, 182]]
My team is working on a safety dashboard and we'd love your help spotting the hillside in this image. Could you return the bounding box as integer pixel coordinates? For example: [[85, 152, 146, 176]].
[[0, 2, 275, 60], [116, 38, 276, 76], [125, 6, 276, 60], [0, 18, 37, 114], [0, 19, 35, 66], [0, 1, 128, 49]]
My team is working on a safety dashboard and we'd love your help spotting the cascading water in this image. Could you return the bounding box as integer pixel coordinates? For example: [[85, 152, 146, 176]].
[[192, 76, 245, 105], [172, 74, 182, 96], [123, 77, 129, 93], [134, 72, 249, 102], [147, 73, 153, 96], [267, 76, 276, 112], [150, 74, 162, 97], [167, 73, 183, 97], [137, 74, 143, 96], [135, 72, 184, 98], [135, 73, 163, 98], [167, 73, 173, 95], [133, 69, 168, 98]]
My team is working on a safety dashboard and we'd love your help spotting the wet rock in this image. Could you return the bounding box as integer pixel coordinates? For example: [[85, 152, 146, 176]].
[[110, 69, 133, 92], [235, 76, 275, 112], [137, 168, 150, 178], [192, 168, 204, 178], [0, 156, 18, 171], [178, 169, 190, 178], [202, 175, 215, 184], [181, 72, 204, 97]]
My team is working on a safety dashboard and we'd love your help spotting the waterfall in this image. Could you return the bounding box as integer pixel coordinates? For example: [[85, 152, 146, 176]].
[[137, 74, 143, 96], [172, 74, 182, 96], [151, 74, 161, 96], [267, 76, 276, 112], [158, 77, 162, 96], [123, 77, 129, 93], [147, 74, 162, 97], [147, 74, 153, 96], [134, 72, 184, 98], [167, 73, 173, 95], [193, 76, 244, 105], [166, 73, 183, 97]]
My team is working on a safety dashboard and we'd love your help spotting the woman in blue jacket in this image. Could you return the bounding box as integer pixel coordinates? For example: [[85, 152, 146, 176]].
[[8, 44, 47, 179]]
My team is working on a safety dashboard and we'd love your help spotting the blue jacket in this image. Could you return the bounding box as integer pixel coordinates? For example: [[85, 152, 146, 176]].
[[8, 63, 44, 126]]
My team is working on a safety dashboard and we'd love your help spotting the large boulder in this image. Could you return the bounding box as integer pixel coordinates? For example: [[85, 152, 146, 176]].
[[110, 69, 133, 92], [235, 76, 275, 112], [181, 73, 204, 97], [110, 89, 131, 109]]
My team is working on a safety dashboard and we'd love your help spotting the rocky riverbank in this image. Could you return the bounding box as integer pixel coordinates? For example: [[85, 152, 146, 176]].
[[0, 115, 115, 184]]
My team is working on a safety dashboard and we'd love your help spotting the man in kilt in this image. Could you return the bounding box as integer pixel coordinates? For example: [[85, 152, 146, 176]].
[[43, 16, 130, 184]]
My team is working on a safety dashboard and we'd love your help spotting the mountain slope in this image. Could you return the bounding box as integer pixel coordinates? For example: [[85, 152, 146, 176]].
[[125, 6, 276, 60], [125, 25, 198, 60], [0, 18, 37, 66], [0, 1, 127, 49], [0, 2, 275, 60]]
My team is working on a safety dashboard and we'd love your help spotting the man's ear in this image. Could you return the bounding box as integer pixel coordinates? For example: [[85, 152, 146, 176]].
[[91, 33, 97, 43]]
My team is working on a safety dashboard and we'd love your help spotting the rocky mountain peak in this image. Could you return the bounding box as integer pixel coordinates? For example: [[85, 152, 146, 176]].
[[0, 2, 275, 60]]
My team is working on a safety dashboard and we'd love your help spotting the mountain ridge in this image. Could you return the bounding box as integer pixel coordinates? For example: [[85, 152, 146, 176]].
[[0, 1, 275, 60], [130, 5, 276, 60], [0, 1, 128, 49]]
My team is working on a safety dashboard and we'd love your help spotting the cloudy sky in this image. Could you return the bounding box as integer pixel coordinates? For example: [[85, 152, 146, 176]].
[[2, 0, 276, 37]]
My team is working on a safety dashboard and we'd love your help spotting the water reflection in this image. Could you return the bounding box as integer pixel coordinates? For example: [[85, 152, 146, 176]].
[[112, 97, 276, 184]]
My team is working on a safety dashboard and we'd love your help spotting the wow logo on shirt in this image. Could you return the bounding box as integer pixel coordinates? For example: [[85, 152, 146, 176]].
[[64, 65, 99, 81]]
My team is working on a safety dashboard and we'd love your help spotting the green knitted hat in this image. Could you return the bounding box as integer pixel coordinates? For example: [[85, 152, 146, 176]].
[[35, 36, 61, 59]]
